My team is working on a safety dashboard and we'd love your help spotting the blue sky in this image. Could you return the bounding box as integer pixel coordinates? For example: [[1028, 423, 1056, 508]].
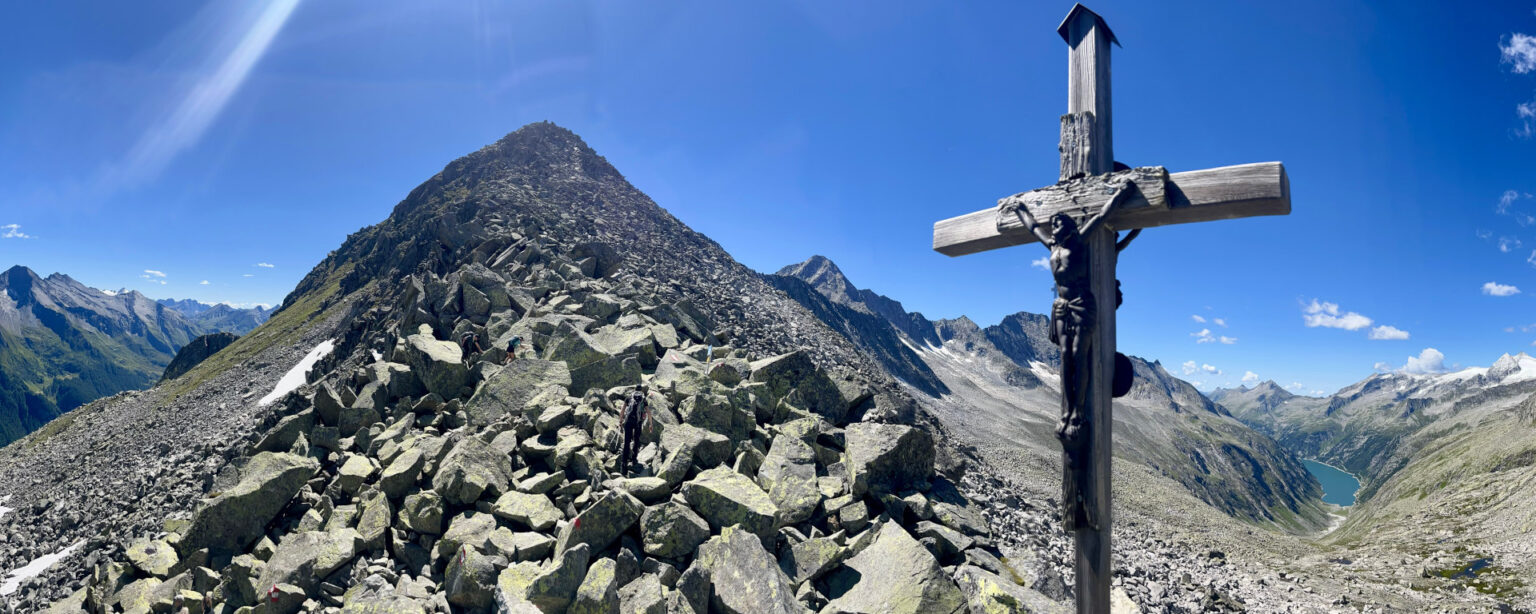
[[2, 1, 1535, 394]]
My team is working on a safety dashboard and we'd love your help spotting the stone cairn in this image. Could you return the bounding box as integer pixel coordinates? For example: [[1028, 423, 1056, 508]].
[[50, 235, 1064, 614]]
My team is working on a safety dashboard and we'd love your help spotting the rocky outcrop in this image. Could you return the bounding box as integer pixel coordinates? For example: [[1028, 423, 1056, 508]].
[[159, 332, 240, 383]]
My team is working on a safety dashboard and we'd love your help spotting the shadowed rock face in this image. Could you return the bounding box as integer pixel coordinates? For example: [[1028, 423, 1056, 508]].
[[160, 332, 240, 383]]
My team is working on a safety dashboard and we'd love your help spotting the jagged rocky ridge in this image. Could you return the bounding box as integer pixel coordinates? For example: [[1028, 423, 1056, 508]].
[[770, 256, 1328, 533], [161, 334, 241, 384]]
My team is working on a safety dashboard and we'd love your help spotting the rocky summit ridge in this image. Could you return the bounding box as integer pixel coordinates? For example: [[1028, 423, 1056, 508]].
[[0, 123, 1052, 614]]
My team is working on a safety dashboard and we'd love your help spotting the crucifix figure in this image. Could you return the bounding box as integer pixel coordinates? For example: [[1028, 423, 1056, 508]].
[[930, 5, 1291, 613]]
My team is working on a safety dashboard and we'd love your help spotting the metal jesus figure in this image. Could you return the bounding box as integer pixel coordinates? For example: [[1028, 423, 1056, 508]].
[[1007, 187, 1139, 530], [929, 5, 1291, 612]]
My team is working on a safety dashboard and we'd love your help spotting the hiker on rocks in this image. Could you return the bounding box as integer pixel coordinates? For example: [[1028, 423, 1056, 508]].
[[504, 336, 523, 364], [460, 330, 483, 360], [619, 384, 649, 475]]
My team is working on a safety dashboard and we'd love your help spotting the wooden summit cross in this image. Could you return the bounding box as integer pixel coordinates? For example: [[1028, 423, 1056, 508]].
[[931, 5, 1290, 613]]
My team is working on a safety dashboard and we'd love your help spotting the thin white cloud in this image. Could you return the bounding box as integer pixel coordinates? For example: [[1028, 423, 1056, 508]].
[[199, 280, 210, 285], [1368, 325, 1411, 340], [242, 273, 255, 278], [1218, 335, 1237, 345], [143, 269, 166, 278], [1, 224, 32, 239], [1500, 237, 1522, 253], [1502, 33, 1536, 74], [1191, 315, 1206, 323], [1242, 371, 1259, 384], [112, 0, 301, 187], [1201, 364, 1221, 375], [255, 262, 274, 268], [1213, 318, 1227, 327], [1181, 360, 1199, 376], [1520, 99, 1536, 139], [1030, 256, 1049, 270], [1193, 329, 1215, 344], [1483, 281, 1521, 297], [1401, 348, 1448, 374], [1301, 299, 1372, 331]]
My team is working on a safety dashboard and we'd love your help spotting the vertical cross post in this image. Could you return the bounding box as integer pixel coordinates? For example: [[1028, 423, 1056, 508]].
[[1059, 5, 1117, 613]]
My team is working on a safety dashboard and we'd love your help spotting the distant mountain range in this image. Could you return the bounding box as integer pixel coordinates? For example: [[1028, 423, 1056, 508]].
[[0, 265, 270, 445], [770, 255, 1329, 532]]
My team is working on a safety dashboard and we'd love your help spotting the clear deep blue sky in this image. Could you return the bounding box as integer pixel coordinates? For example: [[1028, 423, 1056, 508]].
[[3, 1, 1535, 394]]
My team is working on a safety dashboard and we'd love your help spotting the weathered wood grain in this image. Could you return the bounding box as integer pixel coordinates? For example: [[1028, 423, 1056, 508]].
[[932, 162, 1289, 256], [1059, 112, 1096, 181]]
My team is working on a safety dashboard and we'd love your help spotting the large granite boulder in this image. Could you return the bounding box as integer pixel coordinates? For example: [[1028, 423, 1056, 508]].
[[495, 543, 591, 612], [432, 437, 514, 506], [824, 521, 963, 614], [257, 529, 364, 591], [748, 351, 846, 423], [951, 565, 1070, 614], [639, 501, 710, 559], [693, 527, 803, 614], [465, 359, 572, 426], [554, 491, 644, 555], [178, 452, 319, 557], [681, 467, 779, 541], [756, 436, 821, 525], [401, 332, 469, 397], [844, 422, 934, 497]]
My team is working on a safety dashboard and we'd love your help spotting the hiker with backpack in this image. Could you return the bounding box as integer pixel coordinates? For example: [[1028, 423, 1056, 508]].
[[459, 330, 483, 360], [619, 383, 649, 475], [504, 336, 523, 364]]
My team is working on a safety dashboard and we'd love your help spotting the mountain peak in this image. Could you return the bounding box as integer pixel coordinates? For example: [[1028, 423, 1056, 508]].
[[777, 255, 852, 293], [472, 121, 623, 184]]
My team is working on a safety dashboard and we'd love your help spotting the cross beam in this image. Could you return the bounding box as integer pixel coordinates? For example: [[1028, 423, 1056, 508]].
[[927, 5, 1290, 614]]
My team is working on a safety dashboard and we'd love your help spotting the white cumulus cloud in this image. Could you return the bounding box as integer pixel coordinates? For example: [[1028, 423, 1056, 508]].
[[1503, 33, 1536, 74], [1181, 360, 1198, 376], [1191, 315, 1206, 323], [1201, 364, 1221, 375], [1, 224, 32, 239], [1484, 281, 1521, 296], [1301, 299, 1372, 331], [199, 280, 210, 285], [1213, 318, 1227, 327], [1242, 371, 1259, 384], [1401, 348, 1448, 374], [1368, 325, 1411, 340]]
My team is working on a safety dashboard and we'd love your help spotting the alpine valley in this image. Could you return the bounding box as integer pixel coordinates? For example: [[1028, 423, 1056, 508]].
[[0, 124, 1529, 613]]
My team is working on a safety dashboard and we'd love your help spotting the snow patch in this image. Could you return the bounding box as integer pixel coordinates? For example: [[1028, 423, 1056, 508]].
[[258, 340, 336, 406], [371, 349, 383, 362], [1029, 361, 1060, 389], [1435, 367, 1488, 384], [0, 496, 11, 521], [0, 540, 84, 596]]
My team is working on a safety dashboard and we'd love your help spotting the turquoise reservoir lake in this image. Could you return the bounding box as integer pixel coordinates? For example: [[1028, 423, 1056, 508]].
[[1303, 459, 1360, 506]]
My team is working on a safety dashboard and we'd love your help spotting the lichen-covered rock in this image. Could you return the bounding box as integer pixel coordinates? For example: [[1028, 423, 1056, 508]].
[[824, 521, 963, 614], [640, 501, 710, 559], [756, 436, 821, 525], [682, 466, 779, 540], [554, 491, 644, 555], [334, 454, 377, 496], [439, 511, 499, 559], [466, 359, 572, 426], [257, 529, 363, 591], [379, 447, 425, 500], [492, 491, 563, 531], [397, 491, 445, 535], [617, 574, 667, 614], [495, 543, 592, 612], [432, 436, 514, 506], [748, 351, 847, 423], [402, 332, 469, 397], [569, 557, 619, 614], [951, 565, 1070, 614], [178, 452, 319, 557], [254, 409, 316, 453], [777, 536, 845, 585], [357, 489, 392, 551], [569, 355, 642, 396], [125, 537, 178, 578], [615, 477, 670, 504], [444, 545, 506, 611], [844, 422, 934, 497], [693, 526, 803, 614], [660, 423, 731, 469]]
